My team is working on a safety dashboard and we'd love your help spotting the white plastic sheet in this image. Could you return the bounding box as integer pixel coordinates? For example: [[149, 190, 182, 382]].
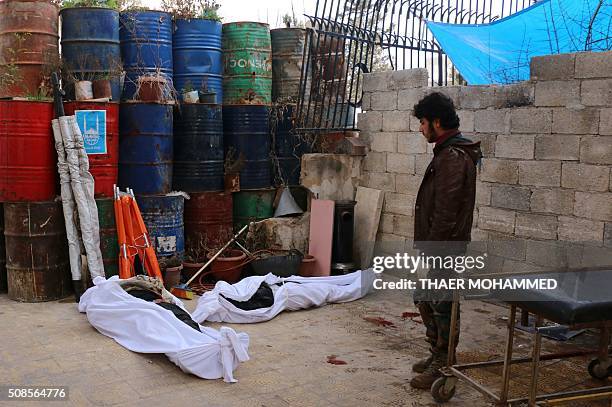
[[79, 276, 250, 382], [192, 269, 376, 324]]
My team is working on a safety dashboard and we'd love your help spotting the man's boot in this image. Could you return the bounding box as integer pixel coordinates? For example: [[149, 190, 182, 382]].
[[412, 354, 433, 373], [409, 352, 447, 389]]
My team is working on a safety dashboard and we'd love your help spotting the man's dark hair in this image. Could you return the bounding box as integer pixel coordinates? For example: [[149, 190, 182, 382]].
[[413, 92, 460, 130]]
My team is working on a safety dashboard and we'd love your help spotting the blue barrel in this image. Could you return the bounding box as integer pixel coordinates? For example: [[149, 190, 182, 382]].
[[173, 104, 224, 192], [173, 19, 223, 104], [273, 104, 309, 186], [119, 103, 173, 195], [120, 10, 173, 100], [60, 8, 121, 101], [223, 105, 271, 189], [137, 195, 185, 259]]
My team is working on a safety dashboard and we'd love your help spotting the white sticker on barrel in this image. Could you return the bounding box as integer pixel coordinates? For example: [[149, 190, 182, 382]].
[[75, 110, 107, 155], [157, 236, 177, 253]]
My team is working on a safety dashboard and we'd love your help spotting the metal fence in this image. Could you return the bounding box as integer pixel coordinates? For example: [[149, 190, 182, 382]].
[[296, 0, 535, 133]]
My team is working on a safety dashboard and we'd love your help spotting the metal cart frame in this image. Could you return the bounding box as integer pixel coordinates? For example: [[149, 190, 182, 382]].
[[431, 301, 612, 405]]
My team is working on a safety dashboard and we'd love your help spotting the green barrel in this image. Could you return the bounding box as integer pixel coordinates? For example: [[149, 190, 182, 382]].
[[222, 22, 272, 105], [96, 198, 119, 278], [233, 188, 275, 231]]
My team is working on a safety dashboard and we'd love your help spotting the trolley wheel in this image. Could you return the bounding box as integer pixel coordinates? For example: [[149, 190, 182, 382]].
[[588, 359, 611, 380], [431, 377, 456, 403]]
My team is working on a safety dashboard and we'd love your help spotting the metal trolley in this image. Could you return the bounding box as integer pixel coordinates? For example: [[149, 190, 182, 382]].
[[431, 273, 612, 405]]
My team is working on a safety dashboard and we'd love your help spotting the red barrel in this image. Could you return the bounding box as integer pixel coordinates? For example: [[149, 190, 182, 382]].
[[185, 192, 233, 256], [0, 0, 60, 98], [0, 101, 57, 201], [64, 102, 119, 198]]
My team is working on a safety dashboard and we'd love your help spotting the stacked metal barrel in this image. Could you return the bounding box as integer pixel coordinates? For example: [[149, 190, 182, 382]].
[[222, 22, 275, 231], [0, 0, 71, 302], [117, 11, 184, 264]]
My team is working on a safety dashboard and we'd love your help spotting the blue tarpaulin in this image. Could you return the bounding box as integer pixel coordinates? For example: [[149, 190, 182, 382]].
[[427, 0, 611, 84]]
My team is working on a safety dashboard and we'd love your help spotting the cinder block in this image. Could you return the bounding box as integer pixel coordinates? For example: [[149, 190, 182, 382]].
[[363, 172, 395, 192], [467, 133, 496, 156], [414, 154, 433, 175], [530, 188, 574, 215], [379, 213, 395, 234], [361, 92, 371, 111], [575, 50, 612, 79], [386, 153, 415, 174], [474, 109, 510, 133], [370, 132, 397, 152], [363, 71, 391, 92], [605, 223, 612, 247], [525, 240, 569, 268], [518, 161, 561, 187], [480, 158, 518, 184], [457, 110, 475, 132], [371, 91, 398, 111], [430, 86, 461, 106], [396, 174, 422, 196], [600, 108, 612, 135], [515, 213, 558, 240], [357, 111, 382, 132], [575, 192, 612, 221], [388, 69, 429, 90], [478, 206, 516, 234], [558, 216, 604, 243], [495, 134, 535, 159], [562, 162, 610, 192], [580, 137, 612, 165], [535, 135, 580, 160], [510, 108, 552, 133], [535, 80, 581, 107], [581, 79, 612, 106], [384, 192, 416, 215], [398, 88, 425, 110], [363, 151, 387, 172], [494, 82, 535, 108], [530, 53, 576, 81], [458, 86, 497, 109], [409, 112, 420, 132], [382, 111, 410, 132], [476, 181, 492, 206], [490, 184, 531, 211], [376, 232, 406, 244], [398, 132, 427, 154], [552, 108, 599, 134], [393, 214, 414, 237]]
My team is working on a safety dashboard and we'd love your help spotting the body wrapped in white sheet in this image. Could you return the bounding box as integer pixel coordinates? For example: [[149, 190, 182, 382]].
[[192, 269, 376, 324], [78, 276, 249, 382]]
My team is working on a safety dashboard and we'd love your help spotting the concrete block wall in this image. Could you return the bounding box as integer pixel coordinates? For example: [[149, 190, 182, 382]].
[[358, 51, 612, 269]]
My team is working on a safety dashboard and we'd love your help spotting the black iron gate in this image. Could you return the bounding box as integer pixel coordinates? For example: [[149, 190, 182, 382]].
[[296, 0, 535, 133]]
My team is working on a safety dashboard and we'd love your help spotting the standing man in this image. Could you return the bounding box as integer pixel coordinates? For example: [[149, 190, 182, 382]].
[[409, 92, 482, 389]]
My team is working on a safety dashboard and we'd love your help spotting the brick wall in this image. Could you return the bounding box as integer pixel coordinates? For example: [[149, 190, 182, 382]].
[[358, 51, 612, 270]]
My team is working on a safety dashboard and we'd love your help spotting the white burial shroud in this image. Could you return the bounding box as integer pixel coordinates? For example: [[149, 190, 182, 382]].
[[192, 269, 376, 324], [78, 276, 250, 382]]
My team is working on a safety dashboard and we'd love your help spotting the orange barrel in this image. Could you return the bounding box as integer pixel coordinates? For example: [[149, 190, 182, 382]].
[[64, 102, 119, 198], [4, 201, 71, 302], [0, 0, 59, 98], [0, 100, 57, 201], [184, 191, 233, 255]]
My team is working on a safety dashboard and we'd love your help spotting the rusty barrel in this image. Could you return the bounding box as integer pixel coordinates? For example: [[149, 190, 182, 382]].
[[0, 0, 59, 98], [0, 204, 6, 293], [96, 198, 118, 278], [4, 201, 71, 302], [0, 101, 57, 201], [222, 22, 272, 105], [64, 102, 119, 198], [185, 191, 233, 255], [271, 28, 306, 103]]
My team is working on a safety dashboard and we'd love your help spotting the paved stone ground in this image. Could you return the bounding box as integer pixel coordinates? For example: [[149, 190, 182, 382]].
[[0, 273, 609, 406]]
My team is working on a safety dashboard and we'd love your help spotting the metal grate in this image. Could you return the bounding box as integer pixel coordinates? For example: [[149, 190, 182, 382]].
[[296, 0, 535, 133]]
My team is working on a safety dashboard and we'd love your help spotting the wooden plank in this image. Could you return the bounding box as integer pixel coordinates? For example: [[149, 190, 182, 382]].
[[353, 187, 384, 269], [308, 199, 335, 277]]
